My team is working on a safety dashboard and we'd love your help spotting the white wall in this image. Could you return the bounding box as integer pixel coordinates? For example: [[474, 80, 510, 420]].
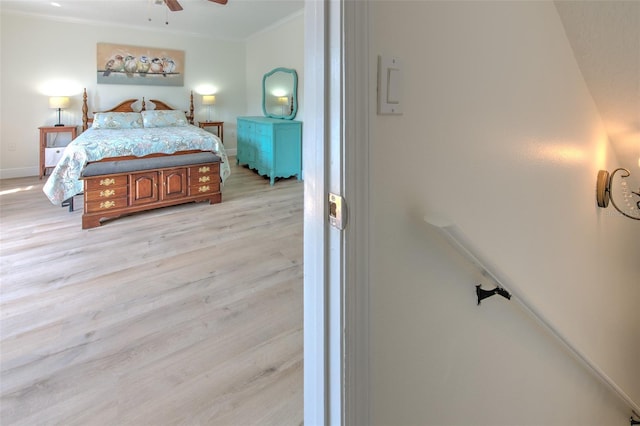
[[0, 12, 246, 178], [370, 1, 640, 424], [245, 11, 304, 121]]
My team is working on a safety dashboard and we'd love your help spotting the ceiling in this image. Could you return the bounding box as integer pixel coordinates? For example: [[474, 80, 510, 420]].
[[1, 0, 637, 173], [0, 0, 304, 40], [554, 0, 639, 177]]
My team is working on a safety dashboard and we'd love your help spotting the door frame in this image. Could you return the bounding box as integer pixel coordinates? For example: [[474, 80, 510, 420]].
[[303, 0, 371, 424]]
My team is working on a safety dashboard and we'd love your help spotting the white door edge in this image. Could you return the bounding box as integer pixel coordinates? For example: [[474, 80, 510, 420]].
[[303, 0, 330, 424], [303, 0, 371, 425]]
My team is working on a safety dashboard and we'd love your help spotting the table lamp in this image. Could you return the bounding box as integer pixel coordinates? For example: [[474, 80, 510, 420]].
[[49, 96, 70, 127], [278, 96, 289, 115], [202, 95, 216, 122]]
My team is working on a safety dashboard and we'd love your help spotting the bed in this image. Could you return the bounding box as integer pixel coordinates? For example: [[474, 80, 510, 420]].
[[43, 89, 230, 228]]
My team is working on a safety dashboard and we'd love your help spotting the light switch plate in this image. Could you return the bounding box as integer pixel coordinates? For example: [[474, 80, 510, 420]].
[[378, 55, 402, 115]]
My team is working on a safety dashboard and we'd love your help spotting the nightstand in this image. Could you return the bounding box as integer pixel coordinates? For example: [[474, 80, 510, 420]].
[[198, 121, 224, 143], [39, 125, 77, 179]]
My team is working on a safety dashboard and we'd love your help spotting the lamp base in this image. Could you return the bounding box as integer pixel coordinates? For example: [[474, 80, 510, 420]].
[[54, 108, 64, 127]]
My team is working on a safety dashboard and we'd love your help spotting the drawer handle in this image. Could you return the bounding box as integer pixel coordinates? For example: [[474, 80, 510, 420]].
[[99, 178, 116, 186], [99, 189, 116, 197], [198, 166, 211, 173], [99, 201, 116, 209], [198, 185, 210, 193], [198, 176, 211, 183]]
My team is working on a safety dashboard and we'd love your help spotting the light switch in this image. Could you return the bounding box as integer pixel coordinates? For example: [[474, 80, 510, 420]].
[[387, 68, 401, 104], [378, 55, 402, 115]]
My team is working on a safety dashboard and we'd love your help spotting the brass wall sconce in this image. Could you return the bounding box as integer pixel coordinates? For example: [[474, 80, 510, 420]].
[[596, 168, 640, 220]]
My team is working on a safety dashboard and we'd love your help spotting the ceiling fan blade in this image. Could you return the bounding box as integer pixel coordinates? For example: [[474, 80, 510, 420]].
[[165, 0, 183, 11], [208, 0, 228, 5]]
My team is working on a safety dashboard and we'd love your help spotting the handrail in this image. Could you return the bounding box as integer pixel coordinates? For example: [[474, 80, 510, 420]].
[[423, 215, 640, 416]]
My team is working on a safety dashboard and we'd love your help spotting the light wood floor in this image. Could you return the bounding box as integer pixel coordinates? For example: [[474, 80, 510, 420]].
[[0, 158, 303, 426]]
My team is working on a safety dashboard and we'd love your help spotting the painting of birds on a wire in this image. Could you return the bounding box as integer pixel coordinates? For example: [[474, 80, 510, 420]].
[[97, 43, 184, 86]]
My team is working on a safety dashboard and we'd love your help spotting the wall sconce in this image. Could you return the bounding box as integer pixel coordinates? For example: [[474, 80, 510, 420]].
[[49, 96, 69, 127], [596, 168, 640, 220], [202, 95, 215, 122]]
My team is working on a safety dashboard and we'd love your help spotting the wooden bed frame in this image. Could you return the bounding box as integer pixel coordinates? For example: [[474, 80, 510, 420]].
[[78, 89, 221, 229], [81, 88, 195, 131]]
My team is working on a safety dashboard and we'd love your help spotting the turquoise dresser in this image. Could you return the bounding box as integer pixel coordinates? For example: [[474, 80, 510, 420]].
[[236, 116, 302, 185]]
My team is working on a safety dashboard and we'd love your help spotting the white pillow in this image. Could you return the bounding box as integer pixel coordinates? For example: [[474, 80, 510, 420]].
[[141, 110, 189, 128], [92, 112, 143, 129]]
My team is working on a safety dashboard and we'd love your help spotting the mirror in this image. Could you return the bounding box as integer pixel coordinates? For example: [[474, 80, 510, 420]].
[[262, 67, 298, 120]]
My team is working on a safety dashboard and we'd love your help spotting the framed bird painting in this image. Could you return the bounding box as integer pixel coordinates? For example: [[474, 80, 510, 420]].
[[97, 42, 184, 86]]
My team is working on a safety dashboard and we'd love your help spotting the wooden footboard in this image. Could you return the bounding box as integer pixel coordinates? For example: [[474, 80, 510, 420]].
[[81, 154, 221, 229]]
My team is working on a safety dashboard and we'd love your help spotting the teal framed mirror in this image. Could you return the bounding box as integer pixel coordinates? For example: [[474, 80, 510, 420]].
[[262, 67, 298, 120]]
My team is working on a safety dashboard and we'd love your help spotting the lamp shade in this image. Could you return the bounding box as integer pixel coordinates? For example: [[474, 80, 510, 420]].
[[49, 96, 70, 109], [277, 96, 289, 105], [202, 95, 216, 105]]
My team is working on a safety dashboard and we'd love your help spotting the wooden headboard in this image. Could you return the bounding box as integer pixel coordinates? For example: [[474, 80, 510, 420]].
[[81, 88, 195, 131]]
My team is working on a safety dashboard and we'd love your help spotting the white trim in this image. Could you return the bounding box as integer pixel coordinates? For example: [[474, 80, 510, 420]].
[[343, 1, 371, 424], [0, 167, 38, 180], [303, 0, 328, 424], [304, 1, 372, 424], [325, 0, 344, 422]]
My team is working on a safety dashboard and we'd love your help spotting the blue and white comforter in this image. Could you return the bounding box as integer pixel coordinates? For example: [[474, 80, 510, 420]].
[[43, 125, 230, 205]]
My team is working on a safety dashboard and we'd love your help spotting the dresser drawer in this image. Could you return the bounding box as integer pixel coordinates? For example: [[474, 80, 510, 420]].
[[188, 162, 219, 195], [84, 185, 128, 202], [255, 123, 271, 137], [237, 120, 255, 133], [189, 163, 218, 184], [85, 197, 128, 213], [190, 163, 218, 177], [85, 175, 128, 191], [189, 181, 220, 195], [258, 142, 273, 155], [190, 173, 215, 185]]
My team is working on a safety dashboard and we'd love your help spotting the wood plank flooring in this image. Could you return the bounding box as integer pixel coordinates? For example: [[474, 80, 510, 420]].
[[0, 158, 303, 426]]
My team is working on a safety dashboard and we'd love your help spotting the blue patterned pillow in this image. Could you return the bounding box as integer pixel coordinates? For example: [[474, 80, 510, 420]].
[[141, 110, 188, 128], [92, 112, 143, 129]]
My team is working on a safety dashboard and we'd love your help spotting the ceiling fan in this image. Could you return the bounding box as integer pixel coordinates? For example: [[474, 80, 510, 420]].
[[162, 0, 228, 12]]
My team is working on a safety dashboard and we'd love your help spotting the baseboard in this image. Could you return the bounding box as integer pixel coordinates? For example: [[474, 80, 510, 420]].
[[0, 167, 38, 180], [225, 148, 237, 157]]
